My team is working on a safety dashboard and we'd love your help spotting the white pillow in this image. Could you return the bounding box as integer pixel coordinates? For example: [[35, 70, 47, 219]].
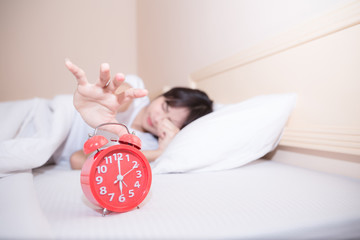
[[151, 93, 297, 174]]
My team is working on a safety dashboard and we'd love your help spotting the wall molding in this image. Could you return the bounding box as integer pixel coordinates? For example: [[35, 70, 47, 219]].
[[281, 127, 360, 157], [190, 0, 360, 83]]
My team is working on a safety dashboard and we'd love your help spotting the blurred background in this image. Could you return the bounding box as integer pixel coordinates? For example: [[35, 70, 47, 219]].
[[0, 0, 350, 101]]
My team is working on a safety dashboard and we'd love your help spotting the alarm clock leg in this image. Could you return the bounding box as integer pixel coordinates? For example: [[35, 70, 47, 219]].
[[102, 208, 110, 217], [137, 206, 140, 209]]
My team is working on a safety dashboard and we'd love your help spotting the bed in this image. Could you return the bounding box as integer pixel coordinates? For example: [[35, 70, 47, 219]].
[[1, 1, 360, 239]]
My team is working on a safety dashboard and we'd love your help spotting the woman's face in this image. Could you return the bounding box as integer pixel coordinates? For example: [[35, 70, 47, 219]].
[[141, 96, 189, 136]]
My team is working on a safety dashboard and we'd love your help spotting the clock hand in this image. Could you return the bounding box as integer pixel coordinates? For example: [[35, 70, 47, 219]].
[[122, 180, 128, 188], [114, 175, 127, 187], [114, 175, 124, 193], [117, 158, 122, 176], [117, 159, 123, 194], [114, 176, 128, 188], [122, 164, 138, 178], [119, 178, 123, 195]]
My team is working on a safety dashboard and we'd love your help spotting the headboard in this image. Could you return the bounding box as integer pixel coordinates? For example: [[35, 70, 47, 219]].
[[190, 1, 360, 176]]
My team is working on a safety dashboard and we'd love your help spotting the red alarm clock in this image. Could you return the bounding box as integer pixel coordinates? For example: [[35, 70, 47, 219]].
[[80, 123, 152, 216]]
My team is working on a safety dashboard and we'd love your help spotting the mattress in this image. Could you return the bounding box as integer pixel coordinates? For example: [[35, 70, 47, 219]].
[[7, 159, 355, 239]]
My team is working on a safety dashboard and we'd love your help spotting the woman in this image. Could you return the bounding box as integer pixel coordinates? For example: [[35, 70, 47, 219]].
[[65, 60, 213, 169]]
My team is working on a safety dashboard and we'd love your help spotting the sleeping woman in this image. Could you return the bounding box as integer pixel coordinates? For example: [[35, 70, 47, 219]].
[[65, 60, 213, 169]]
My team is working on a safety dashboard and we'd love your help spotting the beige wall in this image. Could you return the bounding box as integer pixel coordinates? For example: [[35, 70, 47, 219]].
[[137, 0, 350, 99], [0, 0, 350, 101], [0, 0, 137, 101]]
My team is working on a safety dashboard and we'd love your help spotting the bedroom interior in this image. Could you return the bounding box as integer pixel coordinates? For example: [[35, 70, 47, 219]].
[[1, 0, 359, 239]]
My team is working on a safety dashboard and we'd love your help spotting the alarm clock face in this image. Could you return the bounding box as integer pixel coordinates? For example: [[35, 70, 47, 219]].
[[89, 144, 152, 212]]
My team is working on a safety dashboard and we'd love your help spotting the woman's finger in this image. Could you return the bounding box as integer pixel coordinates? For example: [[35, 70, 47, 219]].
[[97, 63, 111, 88], [114, 87, 148, 107], [123, 88, 148, 99], [112, 73, 126, 90], [162, 118, 179, 132], [158, 119, 179, 140], [159, 119, 171, 130], [65, 59, 88, 86]]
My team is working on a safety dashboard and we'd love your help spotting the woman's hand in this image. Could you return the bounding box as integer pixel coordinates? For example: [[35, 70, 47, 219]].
[[157, 119, 180, 150], [65, 59, 148, 135], [142, 119, 180, 162]]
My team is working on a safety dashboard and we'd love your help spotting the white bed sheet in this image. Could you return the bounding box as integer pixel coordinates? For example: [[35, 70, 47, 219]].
[[20, 160, 360, 239]]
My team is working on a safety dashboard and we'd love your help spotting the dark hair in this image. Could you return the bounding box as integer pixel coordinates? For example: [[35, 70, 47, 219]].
[[162, 87, 213, 128]]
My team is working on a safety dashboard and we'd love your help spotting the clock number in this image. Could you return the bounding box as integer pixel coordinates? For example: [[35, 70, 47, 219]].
[[129, 189, 134, 197], [95, 176, 103, 184], [96, 165, 107, 174], [105, 156, 112, 164], [136, 170, 142, 178], [119, 194, 125, 202], [132, 161, 139, 169], [114, 153, 130, 161], [108, 193, 115, 201], [100, 186, 107, 195], [134, 181, 140, 188]]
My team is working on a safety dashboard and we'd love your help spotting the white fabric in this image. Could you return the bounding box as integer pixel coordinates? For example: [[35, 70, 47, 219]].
[[0, 95, 75, 176], [0, 171, 53, 239], [152, 93, 297, 173], [16, 160, 359, 239]]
